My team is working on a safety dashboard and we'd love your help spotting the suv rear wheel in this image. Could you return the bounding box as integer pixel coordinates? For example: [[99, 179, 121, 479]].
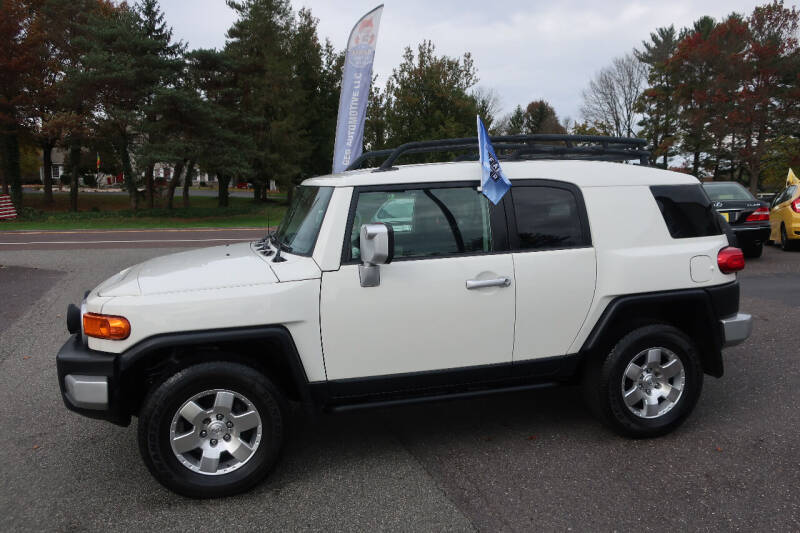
[[138, 361, 285, 498], [583, 324, 703, 438]]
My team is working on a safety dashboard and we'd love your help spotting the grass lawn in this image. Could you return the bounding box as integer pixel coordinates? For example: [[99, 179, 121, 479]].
[[1, 190, 287, 230]]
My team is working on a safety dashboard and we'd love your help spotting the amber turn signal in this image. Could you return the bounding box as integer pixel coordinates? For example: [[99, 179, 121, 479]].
[[83, 313, 131, 340]]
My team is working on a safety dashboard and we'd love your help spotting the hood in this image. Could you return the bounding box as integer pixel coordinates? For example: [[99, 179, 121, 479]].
[[98, 242, 280, 297]]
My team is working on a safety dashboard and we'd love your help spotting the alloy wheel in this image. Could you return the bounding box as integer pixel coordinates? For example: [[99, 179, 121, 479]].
[[169, 389, 262, 476], [620, 347, 686, 419]]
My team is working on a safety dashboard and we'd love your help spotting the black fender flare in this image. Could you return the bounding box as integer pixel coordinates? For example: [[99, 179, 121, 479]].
[[580, 284, 736, 378], [116, 325, 313, 405]]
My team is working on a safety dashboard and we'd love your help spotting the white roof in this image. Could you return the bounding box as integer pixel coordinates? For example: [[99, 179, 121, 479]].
[[302, 160, 699, 189]]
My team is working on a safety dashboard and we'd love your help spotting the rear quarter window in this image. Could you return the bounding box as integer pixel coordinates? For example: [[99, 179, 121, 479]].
[[651, 185, 723, 239]]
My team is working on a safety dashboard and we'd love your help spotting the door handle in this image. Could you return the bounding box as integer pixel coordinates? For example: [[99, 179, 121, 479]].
[[465, 277, 512, 290]]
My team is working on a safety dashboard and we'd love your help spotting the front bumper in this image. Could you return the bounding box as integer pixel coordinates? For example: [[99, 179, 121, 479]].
[[56, 335, 130, 426], [720, 313, 753, 347]]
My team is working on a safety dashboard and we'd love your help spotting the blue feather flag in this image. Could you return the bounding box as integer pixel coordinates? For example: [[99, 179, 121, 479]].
[[477, 116, 511, 205]]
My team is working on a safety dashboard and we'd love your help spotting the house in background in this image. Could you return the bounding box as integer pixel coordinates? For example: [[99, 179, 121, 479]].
[[39, 148, 66, 184], [39, 149, 219, 188]]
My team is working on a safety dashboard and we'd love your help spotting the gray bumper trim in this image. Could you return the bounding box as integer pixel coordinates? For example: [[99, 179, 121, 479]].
[[720, 313, 753, 347], [64, 375, 108, 410]]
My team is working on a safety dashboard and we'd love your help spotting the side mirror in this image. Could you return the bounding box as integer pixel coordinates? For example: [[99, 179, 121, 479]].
[[359, 223, 394, 287]]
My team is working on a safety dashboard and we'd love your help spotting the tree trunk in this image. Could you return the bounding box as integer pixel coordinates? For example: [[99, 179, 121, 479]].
[[119, 137, 137, 209], [2, 132, 23, 208], [41, 140, 55, 205], [68, 142, 81, 212], [253, 180, 262, 203], [692, 150, 700, 177], [167, 160, 185, 210], [183, 160, 195, 208], [145, 163, 155, 209], [217, 173, 230, 207]]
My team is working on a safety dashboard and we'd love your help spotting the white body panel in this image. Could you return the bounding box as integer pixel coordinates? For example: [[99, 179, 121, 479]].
[[320, 255, 515, 380], [512, 248, 596, 360], [86, 244, 327, 382], [567, 185, 734, 354]]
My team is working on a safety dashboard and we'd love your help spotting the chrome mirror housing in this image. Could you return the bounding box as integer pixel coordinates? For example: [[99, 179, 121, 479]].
[[358, 223, 394, 287]]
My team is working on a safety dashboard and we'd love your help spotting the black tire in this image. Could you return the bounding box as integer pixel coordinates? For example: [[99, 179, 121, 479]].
[[780, 224, 798, 251], [582, 324, 703, 438], [743, 242, 763, 258], [138, 361, 285, 498]]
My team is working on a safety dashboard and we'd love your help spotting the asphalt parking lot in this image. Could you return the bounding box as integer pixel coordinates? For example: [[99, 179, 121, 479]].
[[1, 240, 798, 531]]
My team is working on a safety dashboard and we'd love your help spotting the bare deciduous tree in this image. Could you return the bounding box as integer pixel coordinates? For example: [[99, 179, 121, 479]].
[[580, 53, 647, 138]]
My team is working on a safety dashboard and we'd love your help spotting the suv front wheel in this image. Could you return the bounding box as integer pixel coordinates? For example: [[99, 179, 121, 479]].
[[583, 324, 703, 438], [138, 361, 285, 498]]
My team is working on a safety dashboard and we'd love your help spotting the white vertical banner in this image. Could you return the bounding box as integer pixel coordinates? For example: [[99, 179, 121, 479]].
[[332, 5, 384, 173]]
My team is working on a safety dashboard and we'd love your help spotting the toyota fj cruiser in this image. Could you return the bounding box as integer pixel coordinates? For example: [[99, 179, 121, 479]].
[[56, 135, 753, 498]]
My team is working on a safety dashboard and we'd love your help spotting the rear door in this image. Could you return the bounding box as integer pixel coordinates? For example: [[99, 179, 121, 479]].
[[507, 181, 596, 362], [320, 182, 516, 385]]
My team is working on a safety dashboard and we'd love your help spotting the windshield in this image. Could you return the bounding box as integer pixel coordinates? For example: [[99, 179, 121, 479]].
[[703, 182, 754, 202], [272, 186, 333, 256]]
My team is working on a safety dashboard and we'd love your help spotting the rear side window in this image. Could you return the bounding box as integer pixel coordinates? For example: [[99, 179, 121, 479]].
[[651, 185, 723, 239], [511, 186, 590, 250]]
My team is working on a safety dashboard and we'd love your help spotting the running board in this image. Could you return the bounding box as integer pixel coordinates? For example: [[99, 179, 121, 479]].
[[327, 381, 558, 413]]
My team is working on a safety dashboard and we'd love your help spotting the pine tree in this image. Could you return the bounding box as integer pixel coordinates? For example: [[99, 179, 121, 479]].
[[187, 48, 253, 207], [225, 0, 305, 202], [383, 41, 479, 147], [136, 0, 185, 208], [635, 26, 679, 167]]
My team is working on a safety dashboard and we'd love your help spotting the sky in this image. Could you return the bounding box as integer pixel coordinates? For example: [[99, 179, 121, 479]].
[[158, 0, 797, 121]]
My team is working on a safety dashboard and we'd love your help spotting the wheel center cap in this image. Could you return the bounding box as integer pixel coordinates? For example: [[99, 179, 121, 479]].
[[642, 374, 656, 387], [208, 421, 226, 437]]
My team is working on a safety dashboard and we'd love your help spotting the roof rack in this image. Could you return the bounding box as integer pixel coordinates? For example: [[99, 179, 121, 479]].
[[346, 134, 651, 172]]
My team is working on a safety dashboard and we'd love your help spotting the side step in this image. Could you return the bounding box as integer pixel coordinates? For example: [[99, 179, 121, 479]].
[[328, 381, 558, 413]]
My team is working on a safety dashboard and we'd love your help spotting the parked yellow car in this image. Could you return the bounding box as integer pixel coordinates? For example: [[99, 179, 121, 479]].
[[770, 169, 800, 251]]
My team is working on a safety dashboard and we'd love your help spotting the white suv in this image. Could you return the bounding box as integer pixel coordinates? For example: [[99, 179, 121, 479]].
[[56, 136, 752, 497]]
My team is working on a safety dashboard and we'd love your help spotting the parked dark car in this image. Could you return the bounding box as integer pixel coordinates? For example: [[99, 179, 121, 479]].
[[703, 181, 770, 258]]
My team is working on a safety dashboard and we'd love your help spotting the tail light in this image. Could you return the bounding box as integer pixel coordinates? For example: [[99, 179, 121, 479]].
[[83, 313, 131, 340], [718, 247, 745, 274], [745, 207, 770, 222], [792, 197, 800, 213]]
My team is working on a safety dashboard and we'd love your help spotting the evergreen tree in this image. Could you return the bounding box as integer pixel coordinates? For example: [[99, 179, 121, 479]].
[[635, 26, 679, 167], [225, 0, 305, 202], [187, 48, 253, 207], [136, 0, 185, 208], [383, 40, 479, 147]]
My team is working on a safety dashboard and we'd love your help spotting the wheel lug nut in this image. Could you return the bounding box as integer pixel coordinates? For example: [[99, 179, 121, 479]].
[[226, 421, 233, 428], [216, 414, 224, 420], [200, 430, 207, 437], [210, 439, 217, 446], [223, 434, 231, 441]]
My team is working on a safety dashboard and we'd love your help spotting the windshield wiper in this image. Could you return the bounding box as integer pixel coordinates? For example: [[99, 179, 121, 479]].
[[270, 234, 290, 262]]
